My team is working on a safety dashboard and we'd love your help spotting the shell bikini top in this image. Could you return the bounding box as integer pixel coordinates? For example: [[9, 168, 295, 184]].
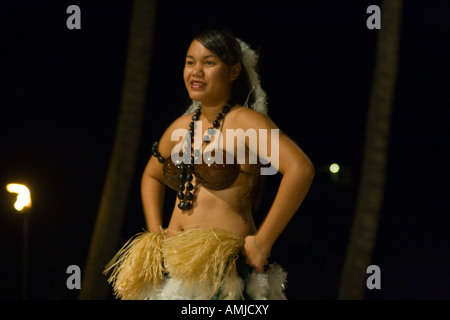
[[155, 148, 241, 191], [152, 142, 267, 212], [150, 102, 265, 211]]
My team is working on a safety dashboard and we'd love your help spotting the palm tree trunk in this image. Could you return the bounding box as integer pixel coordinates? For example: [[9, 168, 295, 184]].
[[338, 0, 403, 300], [79, 0, 158, 300]]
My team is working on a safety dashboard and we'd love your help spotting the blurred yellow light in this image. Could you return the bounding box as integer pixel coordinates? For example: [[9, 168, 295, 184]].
[[6, 183, 32, 211], [329, 163, 340, 174]]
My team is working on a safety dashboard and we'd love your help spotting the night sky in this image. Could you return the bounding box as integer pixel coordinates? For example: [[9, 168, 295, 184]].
[[1, 1, 449, 300]]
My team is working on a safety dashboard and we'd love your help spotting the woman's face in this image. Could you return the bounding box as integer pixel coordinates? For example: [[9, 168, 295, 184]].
[[184, 39, 240, 105]]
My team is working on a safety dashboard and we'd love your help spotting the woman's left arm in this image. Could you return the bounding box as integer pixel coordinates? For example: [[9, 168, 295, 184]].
[[241, 111, 315, 272]]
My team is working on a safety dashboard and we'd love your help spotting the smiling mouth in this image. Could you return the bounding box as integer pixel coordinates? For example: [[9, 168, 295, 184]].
[[190, 80, 206, 89]]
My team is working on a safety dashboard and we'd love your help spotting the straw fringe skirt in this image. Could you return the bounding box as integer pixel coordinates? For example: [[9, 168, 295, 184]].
[[104, 227, 287, 300]]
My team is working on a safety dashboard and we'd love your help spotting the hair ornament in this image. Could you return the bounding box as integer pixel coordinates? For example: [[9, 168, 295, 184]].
[[237, 38, 268, 115]]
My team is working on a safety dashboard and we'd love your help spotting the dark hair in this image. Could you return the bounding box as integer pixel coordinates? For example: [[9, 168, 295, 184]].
[[193, 29, 252, 106]]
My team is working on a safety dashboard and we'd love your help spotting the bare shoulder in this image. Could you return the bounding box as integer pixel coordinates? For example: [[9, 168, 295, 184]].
[[168, 112, 193, 129], [229, 106, 278, 130]]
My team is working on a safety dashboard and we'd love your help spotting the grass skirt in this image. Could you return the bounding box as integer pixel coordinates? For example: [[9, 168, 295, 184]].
[[104, 227, 287, 300]]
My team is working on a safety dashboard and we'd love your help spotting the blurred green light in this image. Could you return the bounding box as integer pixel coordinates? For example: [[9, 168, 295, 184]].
[[329, 163, 340, 174]]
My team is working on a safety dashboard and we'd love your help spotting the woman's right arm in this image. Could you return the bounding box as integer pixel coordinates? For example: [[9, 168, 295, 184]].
[[140, 114, 190, 232], [141, 155, 166, 232]]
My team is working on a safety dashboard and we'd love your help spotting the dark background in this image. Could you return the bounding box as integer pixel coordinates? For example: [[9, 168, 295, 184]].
[[1, 1, 449, 300]]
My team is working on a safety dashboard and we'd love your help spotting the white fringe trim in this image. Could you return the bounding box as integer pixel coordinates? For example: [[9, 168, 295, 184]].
[[139, 262, 287, 300]]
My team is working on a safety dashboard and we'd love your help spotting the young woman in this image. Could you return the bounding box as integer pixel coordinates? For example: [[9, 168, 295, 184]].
[[104, 29, 314, 300]]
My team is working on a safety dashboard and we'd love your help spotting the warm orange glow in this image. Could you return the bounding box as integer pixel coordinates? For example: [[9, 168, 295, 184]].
[[6, 183, 32, 211]]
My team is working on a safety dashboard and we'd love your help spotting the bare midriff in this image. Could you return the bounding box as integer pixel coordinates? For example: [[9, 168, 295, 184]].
[[166, 163, 260, 238]]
